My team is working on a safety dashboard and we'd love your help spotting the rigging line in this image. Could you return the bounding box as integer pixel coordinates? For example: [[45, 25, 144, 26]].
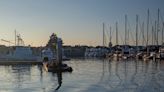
[[103, 23, 109, 46], [142, 22, 147, 45], [149, 9, 153, 28], [127, 19, 135, 45], [106, 24, 113, 45], [118, 32, 124, 45], [119, 34, 125, 44], [138, 17, 143, 45], [104, 23, 111, 46], [105, 33, 107, 46], [109, 26, 112, 42], [160, 10, 164, 45], [146, 9, 150, 46], [127, 29, 130, 45], [138, 18, 146, 45], [105, 25, 111, 46], [105, 24, 110, 43], [111, 25, 115, 41], [160, 10, 164, 24]]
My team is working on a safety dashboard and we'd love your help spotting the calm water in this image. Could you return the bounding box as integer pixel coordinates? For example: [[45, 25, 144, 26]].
[[0, 59, 164, 92]]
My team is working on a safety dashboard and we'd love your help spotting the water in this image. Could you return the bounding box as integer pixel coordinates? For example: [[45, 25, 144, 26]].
[[0, 59, 164, 92]]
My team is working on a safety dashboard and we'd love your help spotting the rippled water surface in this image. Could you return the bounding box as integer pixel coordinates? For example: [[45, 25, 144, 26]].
[[0, 59, 164, 92]]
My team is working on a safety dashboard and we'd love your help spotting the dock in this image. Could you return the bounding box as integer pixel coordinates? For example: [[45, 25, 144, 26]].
[[0, 61, 42, 65]]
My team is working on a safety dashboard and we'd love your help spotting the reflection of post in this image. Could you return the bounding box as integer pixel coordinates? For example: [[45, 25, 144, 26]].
[[55, 69, 62, 91], [38, 65, 43, 82]]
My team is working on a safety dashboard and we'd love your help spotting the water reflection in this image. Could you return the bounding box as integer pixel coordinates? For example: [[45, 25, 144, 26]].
[[95, 59, 164, 92], [11, 65, 31, 88], [0, 59, 164, 92]]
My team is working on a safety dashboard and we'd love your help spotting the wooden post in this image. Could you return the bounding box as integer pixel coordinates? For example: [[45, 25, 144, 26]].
[[56, 38, 63, 66]]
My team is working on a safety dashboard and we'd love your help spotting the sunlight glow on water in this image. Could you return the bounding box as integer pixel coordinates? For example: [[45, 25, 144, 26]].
[[0, 59, 164, 92]]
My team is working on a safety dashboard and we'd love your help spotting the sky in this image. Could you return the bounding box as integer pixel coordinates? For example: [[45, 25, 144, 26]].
[[0, 0, 164, 46]]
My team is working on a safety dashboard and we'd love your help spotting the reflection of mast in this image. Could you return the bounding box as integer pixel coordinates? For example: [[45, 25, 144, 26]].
[[107, 59, 113, 88], [100, 59, 105, 81], [108, 59, 112, 78], [131, 60, 139, 89], [115, 61, 122, 87], [125, 60, 127, 81], [150, 61, 160, 91]]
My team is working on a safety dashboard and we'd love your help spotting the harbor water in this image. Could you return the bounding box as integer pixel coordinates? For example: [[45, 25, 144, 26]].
[[0, 59, 164, 92]]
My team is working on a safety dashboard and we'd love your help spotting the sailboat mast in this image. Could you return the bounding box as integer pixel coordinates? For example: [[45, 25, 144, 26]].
[[125, 15, 127, 45], [154, 21, 157, 45], [146, 9, 149, 46], [136, 15, 139, 53], [15, 30, 16, 46], [142, 22, 145, 45], [110, 26, 112, 42], [162, 22, 164, 45], [152, 26, 154, 45], [116, 22, 118, 45], [103, 23, 105, 46], [157, 8, 160, 45]]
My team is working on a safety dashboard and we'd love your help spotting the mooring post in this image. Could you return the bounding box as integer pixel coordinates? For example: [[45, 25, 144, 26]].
[[56, 38, 63, 66]]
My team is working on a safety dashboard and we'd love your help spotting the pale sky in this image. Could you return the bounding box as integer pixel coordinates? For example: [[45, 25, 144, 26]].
[[0, 0, 164, 46]]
